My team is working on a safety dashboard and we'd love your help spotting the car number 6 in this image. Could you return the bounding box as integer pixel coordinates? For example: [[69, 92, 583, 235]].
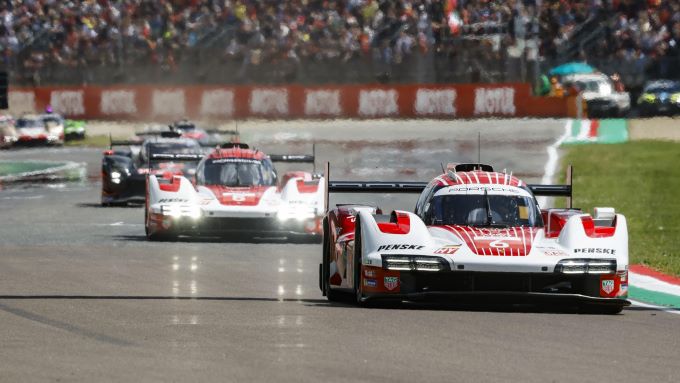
[[489, 239, 509, 249]]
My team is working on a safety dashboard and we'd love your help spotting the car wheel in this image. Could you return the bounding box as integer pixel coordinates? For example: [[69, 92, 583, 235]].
[[322, 217, 341, 302], [353, 217, 367, 307]]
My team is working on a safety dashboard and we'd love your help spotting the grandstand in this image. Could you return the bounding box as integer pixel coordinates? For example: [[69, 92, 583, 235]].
[[1, 1, 678, 89]]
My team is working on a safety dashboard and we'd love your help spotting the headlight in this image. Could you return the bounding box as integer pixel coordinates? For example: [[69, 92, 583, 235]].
[[277, 206, 314, 222], [638, 93, 656, 103], [381, 255, 450, 272], [554, 258, 616, 274], [160, 205, 202, 219], [110, 171, 122, 184], [671, 93, 680, 103]]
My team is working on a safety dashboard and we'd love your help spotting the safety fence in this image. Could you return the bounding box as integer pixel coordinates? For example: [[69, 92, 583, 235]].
[[8, 83, 574, 120]]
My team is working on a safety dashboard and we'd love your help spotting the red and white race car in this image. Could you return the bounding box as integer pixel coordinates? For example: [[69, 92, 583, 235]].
[[320, 163, 630, 314], [145, 143, 324, 241]]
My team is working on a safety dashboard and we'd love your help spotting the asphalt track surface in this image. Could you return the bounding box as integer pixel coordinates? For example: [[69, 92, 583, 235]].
[[1, 119, 679, 382]]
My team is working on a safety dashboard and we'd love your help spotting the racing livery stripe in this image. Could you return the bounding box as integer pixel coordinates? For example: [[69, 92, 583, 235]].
[[439, 225, 537, 256], [629, 286, 680, 309], [629, 265, 680, 286]]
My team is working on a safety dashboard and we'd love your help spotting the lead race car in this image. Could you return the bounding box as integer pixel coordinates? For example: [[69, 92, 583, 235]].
[[320, 163, 630, 313], [145, 142, 325, 241]]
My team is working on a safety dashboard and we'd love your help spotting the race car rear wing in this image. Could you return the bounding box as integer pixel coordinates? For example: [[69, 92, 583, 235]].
[[526, 165, 573, 208], [323, 163, 575, 212], [323, 162, 426, 212], [270, 144, 318, 172], [149, 153, 204, 162]]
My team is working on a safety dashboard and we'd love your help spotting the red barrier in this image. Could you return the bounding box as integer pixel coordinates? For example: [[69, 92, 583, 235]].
[[8, 83, 570, 120]]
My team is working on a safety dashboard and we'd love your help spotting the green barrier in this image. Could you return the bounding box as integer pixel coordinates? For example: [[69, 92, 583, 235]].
[[0, 161, 86, 183]]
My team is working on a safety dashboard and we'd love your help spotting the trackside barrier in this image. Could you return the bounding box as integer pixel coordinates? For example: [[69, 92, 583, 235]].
[[7, 84, 572, 120]]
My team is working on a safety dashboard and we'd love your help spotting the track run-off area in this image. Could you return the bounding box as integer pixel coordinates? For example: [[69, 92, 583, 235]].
[[0, 119, 679, 382]]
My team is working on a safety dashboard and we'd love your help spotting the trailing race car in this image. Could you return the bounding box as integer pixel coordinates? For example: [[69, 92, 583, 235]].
[[64, 119, 86, 141], [0, 114, 16, 148], [145, 142, 324, 241], [320, 163, 630, 314], [636, 80, 680, 116], [101, 133, 204, 206], [137, 120, 236, 146], [14, 115, 64, 146]]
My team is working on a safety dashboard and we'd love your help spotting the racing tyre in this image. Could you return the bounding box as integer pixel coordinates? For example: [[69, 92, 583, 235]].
[[353, 216, 368, 307], [322, 217, 341, 302]]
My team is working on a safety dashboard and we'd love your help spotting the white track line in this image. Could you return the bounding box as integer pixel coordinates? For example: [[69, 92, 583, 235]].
[[538, 119, 571, 207], [629, 272, 680, 297]]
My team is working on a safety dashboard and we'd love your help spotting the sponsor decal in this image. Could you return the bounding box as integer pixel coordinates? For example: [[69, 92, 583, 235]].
[[574, 248, 616, 255], [211, 158, 260, 164], [200, 89, 234, 117], [358, 89, 398, 117], [599, 275, 620, 297], [250, 88, 289, 115], [473, 87, 516, 116], [50, 90, 85, 115], [601, 279, 615, 295], [471, 228, 520, 239], [222, 192, 255, 202], [363, 279, 377, 288], [377, 244, 425, 251], [536, 247, 570, 257], [449, 185, 524, 194], [304, 89, 341, 116], [434, 245, 461, 255], [101, 90, 137, 115], [8, 91, 36, 114], [152, 90, 186, 117], [364, 269, 376, 278], [415, 89, 457, 116], [384, 276, 399, 291], [158, 198, 189, 203]]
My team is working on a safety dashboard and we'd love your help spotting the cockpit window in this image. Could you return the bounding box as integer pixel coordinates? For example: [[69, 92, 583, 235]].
[[145, 142, 200, 156], [16, 118, 44, 128], [425, 194, 542, 228], [196, 159, 276, 187]]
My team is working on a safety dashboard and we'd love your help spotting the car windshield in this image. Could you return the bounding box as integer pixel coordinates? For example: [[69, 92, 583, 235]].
[[42, 116, 63, 124], [426, 194, 542, 228], [145, 142, 201, 156], [644, 83, 680, 93], [197, 159, 274, 187], [16, 118, 43, 128]]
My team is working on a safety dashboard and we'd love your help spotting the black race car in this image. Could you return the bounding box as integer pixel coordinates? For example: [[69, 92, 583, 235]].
[[101, 134, 204, 206], [637, 80, 680, 116]]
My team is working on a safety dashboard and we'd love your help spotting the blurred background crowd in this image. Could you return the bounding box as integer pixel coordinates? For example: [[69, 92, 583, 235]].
[[1, 0, 679, 89]]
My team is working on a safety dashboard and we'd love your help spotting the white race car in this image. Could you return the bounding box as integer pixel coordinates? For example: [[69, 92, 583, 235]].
[[145, 143, 324, 242], [320, 163, 630, 314]]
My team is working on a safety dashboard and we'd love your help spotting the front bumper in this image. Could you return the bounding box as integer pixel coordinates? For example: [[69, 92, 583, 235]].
[[362, 290, 630, 307], [102, 175, 146, 204], [151, 215, 321, 238], [361, 269, 628, 304]]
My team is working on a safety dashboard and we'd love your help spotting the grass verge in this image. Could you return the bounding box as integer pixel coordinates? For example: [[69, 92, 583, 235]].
[[560, 140, 680, 276], [65, 135, 110, 148]]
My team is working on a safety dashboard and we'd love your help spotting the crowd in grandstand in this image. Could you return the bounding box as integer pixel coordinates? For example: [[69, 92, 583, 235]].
[[1, 1, 679, 84]]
